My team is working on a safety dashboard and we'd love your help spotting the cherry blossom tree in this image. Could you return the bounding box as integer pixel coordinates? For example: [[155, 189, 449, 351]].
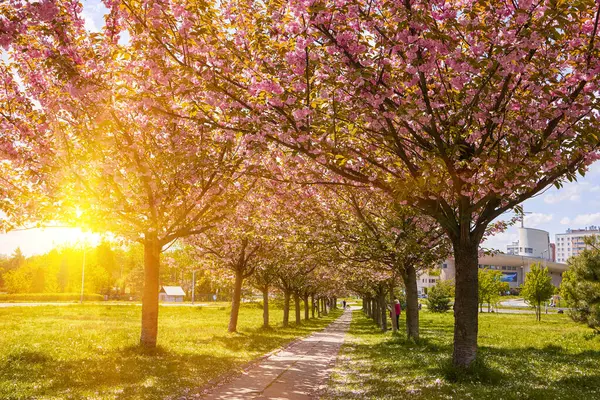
[[250, 258, 280, 329], [218, 0, 600, 367], [189, 186, 279, 333], [326, 187, 450, 338], [0, 1, 56, 232], [2, 0, 256, 347]]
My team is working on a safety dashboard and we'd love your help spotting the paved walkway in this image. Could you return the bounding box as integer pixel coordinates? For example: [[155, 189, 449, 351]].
[[202, 309, 352, 400]]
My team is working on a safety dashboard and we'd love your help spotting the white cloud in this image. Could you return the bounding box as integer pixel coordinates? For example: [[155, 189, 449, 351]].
[[573, 213, 600, 226], [482, 231, 519, 251], [586, 160, 600, 177], [524, 213, 553, 227], [544, 184, 585, 204], [560, 217, 571, 225], [82, 11, 99, 32], [591, 186, 600, 193], [81, 0, 108, 33]]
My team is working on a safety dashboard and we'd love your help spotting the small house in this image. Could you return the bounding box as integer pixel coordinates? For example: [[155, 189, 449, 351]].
[[159, 286, 186, 302]]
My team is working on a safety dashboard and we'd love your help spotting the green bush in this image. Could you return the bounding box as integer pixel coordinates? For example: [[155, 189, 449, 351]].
[[426, 281, 454, 313], [0, 293, 105, 302], [561, 238, 600, 332]]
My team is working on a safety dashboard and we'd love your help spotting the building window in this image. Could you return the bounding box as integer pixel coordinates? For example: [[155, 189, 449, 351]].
[[442, 263, 448, 269], [525, 248, 533, 254]]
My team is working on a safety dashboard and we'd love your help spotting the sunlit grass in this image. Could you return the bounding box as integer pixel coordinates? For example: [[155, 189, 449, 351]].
[[0, 303, 341, 399], [325, 310, 600, 399]]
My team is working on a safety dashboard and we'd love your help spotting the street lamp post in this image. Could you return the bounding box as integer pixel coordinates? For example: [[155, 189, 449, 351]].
[[541, 249, 549, 268], [541, 248, 549, 314], [191, 270, 196, 305], [80, 245, 86, 304]]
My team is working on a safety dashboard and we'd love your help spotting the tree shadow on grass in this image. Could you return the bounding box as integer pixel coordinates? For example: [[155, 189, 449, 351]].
[[212, 332, 293, 353], [0, 345, 237, 399], [213, 312, 344, 353], [5, 350, 50, 365], [333, 314, 600, 400]]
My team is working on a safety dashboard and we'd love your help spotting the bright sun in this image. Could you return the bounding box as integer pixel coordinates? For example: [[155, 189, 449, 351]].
[[0, 227, 102, 256]]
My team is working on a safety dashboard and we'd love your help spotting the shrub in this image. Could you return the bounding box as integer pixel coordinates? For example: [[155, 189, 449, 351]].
[[426, 281, 454, 313], [561, 238, 600, 332], [0, 293, 105, 302]]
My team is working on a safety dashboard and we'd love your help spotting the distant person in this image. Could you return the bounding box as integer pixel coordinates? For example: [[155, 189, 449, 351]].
[[342, 300, 347, 309], [394, 299, 401, 328]]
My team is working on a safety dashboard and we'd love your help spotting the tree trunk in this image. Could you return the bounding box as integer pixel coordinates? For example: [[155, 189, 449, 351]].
[[317, 297, 322, 318], [322, 298, 328, 315], [378, 291, 387, 331], [371, 298, 376, 322], [140, 234, 161, 348], [304, 294, 309, 320], [262, 286, 269, 328], [283, 290, 291, 327], [228, 268, 244, 333], [404, 265, 420, 340], [294, 292, 301, 325], [311, 294, 316, 318], [453, 241, 480, 368], [389, 284, 398, 333], [333, 297, 337, 309]]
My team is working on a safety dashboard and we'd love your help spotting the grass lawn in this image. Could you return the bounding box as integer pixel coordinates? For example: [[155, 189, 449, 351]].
[[0, 303, 341, 400], [325, 310, 600, 399]]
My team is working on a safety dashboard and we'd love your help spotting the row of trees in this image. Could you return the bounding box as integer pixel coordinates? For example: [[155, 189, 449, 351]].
[[3, 0, 600, 367], [0, 243, 230, 298]]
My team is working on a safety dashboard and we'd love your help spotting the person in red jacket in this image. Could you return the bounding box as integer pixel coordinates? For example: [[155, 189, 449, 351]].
[[394, 299, 401, 329]]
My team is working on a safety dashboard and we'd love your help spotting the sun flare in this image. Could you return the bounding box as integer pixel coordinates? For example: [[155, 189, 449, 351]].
[[0, 227, 102, 256]]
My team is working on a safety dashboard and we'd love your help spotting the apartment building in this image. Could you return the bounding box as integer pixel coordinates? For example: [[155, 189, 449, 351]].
[[555, 226, 600, 263]]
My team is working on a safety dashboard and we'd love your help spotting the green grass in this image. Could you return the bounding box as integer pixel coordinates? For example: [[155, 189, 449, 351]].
[[0, 303, 341, 399], [325, 310, 600, 399]]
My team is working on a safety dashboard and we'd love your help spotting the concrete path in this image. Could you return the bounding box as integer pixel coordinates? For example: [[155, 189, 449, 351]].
[[202, 309, 352, 400], [500, 298, 528, 307]]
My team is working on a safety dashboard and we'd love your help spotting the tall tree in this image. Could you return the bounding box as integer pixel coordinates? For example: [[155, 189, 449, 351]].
[[219, 0, 600, 367], [250, 259, 280, 329], [478, 269, 505, 313], [323, 186, 450, 338], [522, 263, 554, 321], [4, 0, 253, 347]]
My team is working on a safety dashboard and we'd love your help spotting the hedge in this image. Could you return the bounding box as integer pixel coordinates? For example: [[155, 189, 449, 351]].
[[0, 293, 105, 302]]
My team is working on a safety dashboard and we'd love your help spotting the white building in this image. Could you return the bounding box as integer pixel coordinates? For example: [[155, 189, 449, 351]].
[[159, 286, 186, 302], [505, 227, 552, 260], [418, 254, 568, 295], [556, 226, 600, 263], [418, 226, 566, 295]]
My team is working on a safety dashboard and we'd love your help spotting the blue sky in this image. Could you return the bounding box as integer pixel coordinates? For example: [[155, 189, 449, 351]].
[[483, 161, 600, 251], [1, 1, 599, 256]]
